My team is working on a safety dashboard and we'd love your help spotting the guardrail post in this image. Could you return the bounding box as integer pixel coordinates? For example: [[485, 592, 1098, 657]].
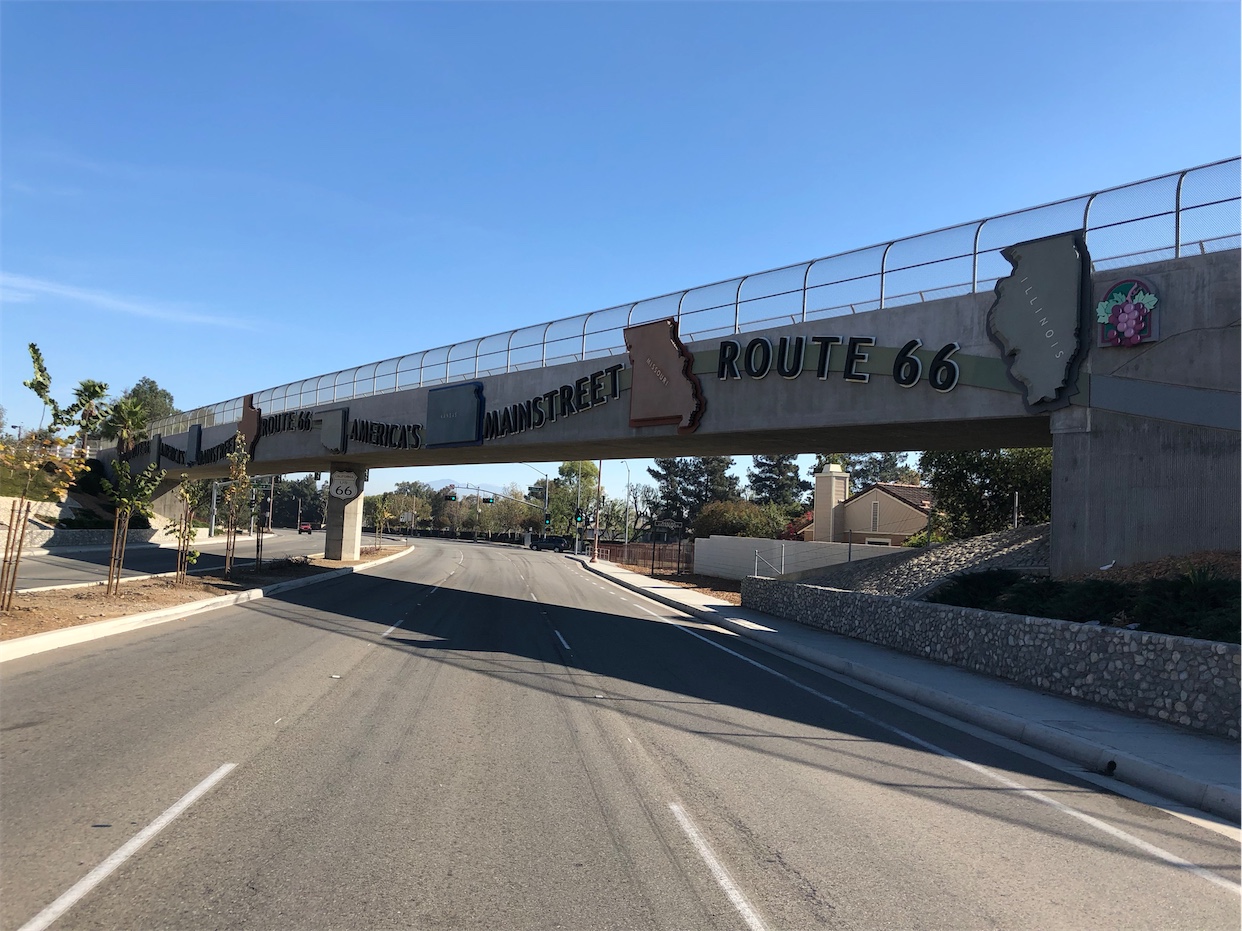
[[1175, 170, 1186, 258], [879, 242, 893, 309], [734, 277, 746, 333]]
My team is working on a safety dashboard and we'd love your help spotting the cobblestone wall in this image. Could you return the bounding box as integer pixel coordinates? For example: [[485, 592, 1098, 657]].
[[742, 576, 1241, 740]]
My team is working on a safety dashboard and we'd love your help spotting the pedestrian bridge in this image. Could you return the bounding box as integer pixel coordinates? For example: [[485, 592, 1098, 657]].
[[134, 159, 1239, 574]]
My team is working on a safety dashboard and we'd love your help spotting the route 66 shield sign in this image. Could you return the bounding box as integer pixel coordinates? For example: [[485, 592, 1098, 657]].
[[329, 470, 360, 500]]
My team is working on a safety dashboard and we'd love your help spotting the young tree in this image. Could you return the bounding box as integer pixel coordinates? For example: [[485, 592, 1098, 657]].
[[1, 345, 107, 611], [101, 459, 166, 595], [918, 448, 1052, 539], [365, 494, 396, 544], [747, 454, 811, 516], [170, 477, 211, 584], [220, 432, 252, 577]]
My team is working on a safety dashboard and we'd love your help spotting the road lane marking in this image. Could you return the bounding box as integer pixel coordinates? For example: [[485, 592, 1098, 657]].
[[554, 630, 571, 651], [530, 593, 538, 601], [669, 802, 768, 931], [669, 620, 1242, 896], [19, 763, 238, 931], [383, 581, 447, 636]]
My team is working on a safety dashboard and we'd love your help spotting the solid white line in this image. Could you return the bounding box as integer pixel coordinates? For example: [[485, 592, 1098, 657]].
[[669, 802, 768, 931], [19, 763, 237, 931], [670, 621, 1242, 896], [554, 630, 571, 651]]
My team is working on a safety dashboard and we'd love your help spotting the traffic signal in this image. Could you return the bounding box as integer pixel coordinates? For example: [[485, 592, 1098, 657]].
[[445, 491, 457, 501], [544, 512, 551, 526], [574, 507, 583, 523], [482, 496, 495, 504]]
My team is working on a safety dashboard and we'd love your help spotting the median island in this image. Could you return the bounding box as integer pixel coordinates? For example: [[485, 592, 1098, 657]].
[[0, 547, 404, 641]]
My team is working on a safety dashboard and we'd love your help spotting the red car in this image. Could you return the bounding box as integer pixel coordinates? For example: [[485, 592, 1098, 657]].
[[298, 522, 313, 534]]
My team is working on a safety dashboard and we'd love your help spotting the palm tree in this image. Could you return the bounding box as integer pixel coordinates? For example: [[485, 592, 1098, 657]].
[[73, 380, 109, 452], [101, 396, 148, 456]]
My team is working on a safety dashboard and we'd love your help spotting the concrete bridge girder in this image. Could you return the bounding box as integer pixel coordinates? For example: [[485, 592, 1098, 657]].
[[130, 250, 1237, 574]]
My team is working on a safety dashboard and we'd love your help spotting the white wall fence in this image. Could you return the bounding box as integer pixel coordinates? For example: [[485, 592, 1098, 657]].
[[693, 535, 898, 581]]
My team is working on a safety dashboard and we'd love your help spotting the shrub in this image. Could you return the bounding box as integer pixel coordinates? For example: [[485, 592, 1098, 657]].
[[693, 499, 785, 539], [926, 567, 1239, 643], [926, 570, 1024, 609], [72, 458, 109, 497]]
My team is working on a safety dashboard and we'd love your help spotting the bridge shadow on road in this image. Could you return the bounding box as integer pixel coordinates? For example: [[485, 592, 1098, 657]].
[[248, 559, 1239, 871]]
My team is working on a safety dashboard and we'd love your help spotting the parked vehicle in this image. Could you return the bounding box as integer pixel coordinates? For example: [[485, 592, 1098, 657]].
[[530, 535, 569, 553], [298, 522, 313, 534]]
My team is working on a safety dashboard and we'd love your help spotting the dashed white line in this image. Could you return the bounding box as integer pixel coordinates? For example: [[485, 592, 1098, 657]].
[[554, 630, 572, 651], [19, 763, 238, 931], [669, 802, 768, 931]]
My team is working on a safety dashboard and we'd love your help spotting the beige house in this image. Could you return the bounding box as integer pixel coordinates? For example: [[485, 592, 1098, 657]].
[[810, 466, 932, 545]]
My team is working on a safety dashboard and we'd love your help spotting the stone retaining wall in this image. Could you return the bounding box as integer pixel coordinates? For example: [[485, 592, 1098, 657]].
[[20, 527, 161, 549], [743, 577, 1240, 740]]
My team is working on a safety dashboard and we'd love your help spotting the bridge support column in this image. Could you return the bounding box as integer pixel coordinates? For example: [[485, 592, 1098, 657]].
[[1051, 407, 1240, 577], [324, 465, 366, 561]]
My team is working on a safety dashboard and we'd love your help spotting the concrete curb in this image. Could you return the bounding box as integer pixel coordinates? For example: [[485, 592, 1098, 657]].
[[575, 558, 1241, 823], [0, 546, 416, 665]]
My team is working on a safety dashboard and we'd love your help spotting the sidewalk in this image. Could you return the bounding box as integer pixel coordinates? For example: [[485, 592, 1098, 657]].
[[576, 557, 1242, 824]]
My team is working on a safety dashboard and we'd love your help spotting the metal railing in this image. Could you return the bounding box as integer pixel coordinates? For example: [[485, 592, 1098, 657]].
[[151, 157, 1241, 435]]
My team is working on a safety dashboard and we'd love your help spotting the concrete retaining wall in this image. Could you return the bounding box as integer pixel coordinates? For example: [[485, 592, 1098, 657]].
[[743, 576, 1240, 740], [693, 536, 895, 581]]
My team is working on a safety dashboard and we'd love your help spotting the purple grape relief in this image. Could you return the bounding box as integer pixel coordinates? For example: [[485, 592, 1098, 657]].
[[1096, 279, 1158, 347]]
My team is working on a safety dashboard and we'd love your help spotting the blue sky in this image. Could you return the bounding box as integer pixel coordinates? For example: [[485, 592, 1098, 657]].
[[2, 1, 1238, 498]]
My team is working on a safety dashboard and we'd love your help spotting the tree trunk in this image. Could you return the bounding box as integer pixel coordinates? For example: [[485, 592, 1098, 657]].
[[1, 500, 32, 612], [107, 508, 125, 595]]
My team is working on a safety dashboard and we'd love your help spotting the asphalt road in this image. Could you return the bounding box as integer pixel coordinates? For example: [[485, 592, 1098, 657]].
[[12, 529, 415, 590], [3, 539, 1238, 930]]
